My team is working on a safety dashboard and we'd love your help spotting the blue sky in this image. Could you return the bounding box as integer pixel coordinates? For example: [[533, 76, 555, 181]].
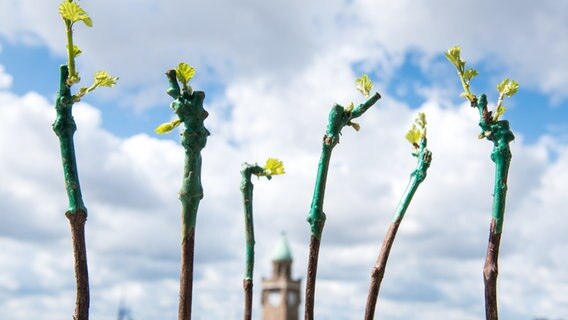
[[1, 0, 567, 319], [3, 39, 567, 144]]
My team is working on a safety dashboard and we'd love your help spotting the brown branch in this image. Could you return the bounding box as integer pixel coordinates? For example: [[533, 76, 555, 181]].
[[304, 235, 321, 320], [178, 228, 195, 320], [483, 219, 501, 320], [364, 221, 401, 320], [66, 210, 90, 320], [243, 279, 253, 320]]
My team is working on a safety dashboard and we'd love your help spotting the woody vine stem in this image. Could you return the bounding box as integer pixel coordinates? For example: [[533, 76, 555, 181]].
[[305, 75, 381, 320], [446, 46, 518, 320], [156, 63, 209, 320], [475, 94, 514, 320], [53, 64, 90, 320], [364, 113, 432, 319], [240, 159, 285, 320], [53, 2, 117, 320]]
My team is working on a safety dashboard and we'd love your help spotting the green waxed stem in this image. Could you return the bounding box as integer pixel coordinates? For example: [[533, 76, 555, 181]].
[[166, 70, 210, 230], [475, 95, 514, 233], [392, 138, 432, 222], [491, 147, 511, 233], [363, 136, 431, 320], [307, 92, 381, 239], [307, 144, 332, 239], [240, 164, 265, 280], [171, 68, 209, 320], [52, 65, 87, 214], [240, 163, 280, 320]]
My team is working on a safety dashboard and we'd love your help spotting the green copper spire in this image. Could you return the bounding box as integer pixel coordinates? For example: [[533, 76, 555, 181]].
[[272, 232, 293, 261]]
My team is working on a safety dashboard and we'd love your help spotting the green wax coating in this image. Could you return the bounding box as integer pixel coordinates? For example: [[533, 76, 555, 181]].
[[52, 65, 87, 214], [392, 138, 432, 222], [307, 144, 332, 239], [307, 92, 381, 239], [240, 164, 265, 280], [166, 70, 210, 231], [476, 95, 514, 234]]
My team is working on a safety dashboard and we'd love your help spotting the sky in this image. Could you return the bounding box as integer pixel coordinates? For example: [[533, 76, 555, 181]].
[[0, 0, 567, 319]]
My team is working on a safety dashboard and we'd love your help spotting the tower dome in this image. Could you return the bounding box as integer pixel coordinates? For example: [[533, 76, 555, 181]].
[[272, 232, 293, 261], [261, 232, 301, 320]]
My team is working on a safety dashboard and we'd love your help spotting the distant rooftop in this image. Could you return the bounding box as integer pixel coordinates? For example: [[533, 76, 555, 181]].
[[271, 232, 293, 261]]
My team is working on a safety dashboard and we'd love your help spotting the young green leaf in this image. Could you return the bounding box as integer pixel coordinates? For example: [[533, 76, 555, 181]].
[[93, 71, 119, 88], [445, 46, 464, 71], [72, 71, 119, 101], [416, 112, 427, 128], [444, 53, 457, 69], [355, 74, 374, 98], [446, 46, 476, 102], [494, 79, 519, 121], [497, 78, 519, 97], [406, 112, 428, 150], [176, 63, 196, 88], [68, 45, 82, 57], [463, 68, 478, 82], [155, 119, 182, 134], [261, 158, 285, 176], [348, 121, 361, 131], [405, 125, 421, 146], [59, 1, 92, 27], [447, 46, 461, 61]]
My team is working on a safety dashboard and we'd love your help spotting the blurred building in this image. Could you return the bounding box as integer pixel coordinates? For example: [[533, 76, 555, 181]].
[[261, 233, 301, 320], [117, 299, 134, 320]]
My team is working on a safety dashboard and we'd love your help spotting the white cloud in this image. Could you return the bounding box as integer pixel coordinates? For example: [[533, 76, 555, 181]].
[[1, 4, 568, 320], [2, 47, 568, 318], [0, 0, 346, 110], [0, 65, 13, 89], [0, 88, 182, 319], [348, 0, 568, 99], [2, 0, 567, 108], [201, 48, 568, 319]]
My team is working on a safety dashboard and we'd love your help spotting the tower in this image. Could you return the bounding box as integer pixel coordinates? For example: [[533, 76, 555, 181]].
[[117, 298, 134, 320], [261, 233, 301, 320]]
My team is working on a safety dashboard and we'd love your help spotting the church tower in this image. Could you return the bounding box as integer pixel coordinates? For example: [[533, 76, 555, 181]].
[[261, 233, 301, 320]]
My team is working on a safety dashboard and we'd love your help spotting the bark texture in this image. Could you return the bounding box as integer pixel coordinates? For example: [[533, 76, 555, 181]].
[[178, 228, 195, 320], [483, 219, 502, 320], [304, 235, 321, 320], [243, 279, 253, 320], [66, 210, 89, 320], [364, 221, 401, 320]]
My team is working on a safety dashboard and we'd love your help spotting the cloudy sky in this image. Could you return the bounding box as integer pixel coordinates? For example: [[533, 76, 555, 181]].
[[1, 0, 567, 319]]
